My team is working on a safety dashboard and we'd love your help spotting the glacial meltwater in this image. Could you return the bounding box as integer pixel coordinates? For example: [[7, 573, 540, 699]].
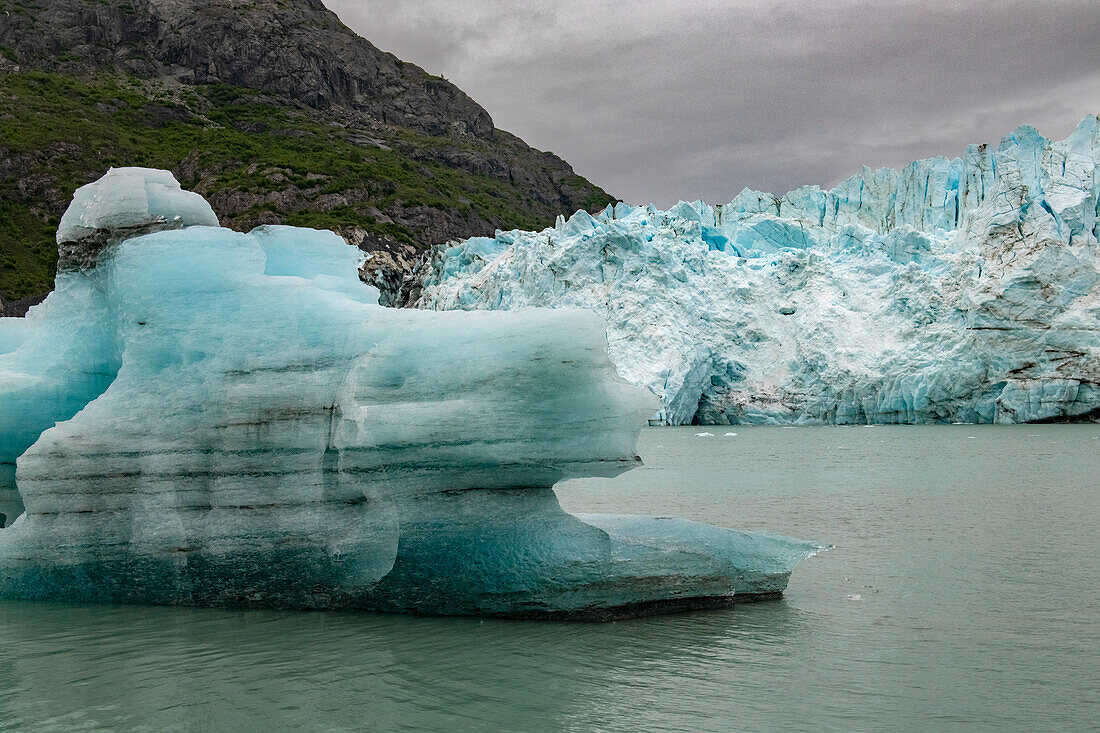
[[0, 425, 1097, 732]]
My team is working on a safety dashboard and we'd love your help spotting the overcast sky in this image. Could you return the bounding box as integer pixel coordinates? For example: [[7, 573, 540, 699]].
[[324, 0, 1100, 207]]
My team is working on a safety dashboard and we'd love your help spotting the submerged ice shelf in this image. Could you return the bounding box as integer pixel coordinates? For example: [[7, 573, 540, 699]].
[[410, 117, 1100, 425], [0, 168, 822, 617]]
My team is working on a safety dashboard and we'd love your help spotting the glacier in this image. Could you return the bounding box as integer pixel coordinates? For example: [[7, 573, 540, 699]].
[[0, 168, 822, 617], [408, 117, 1100, 425]]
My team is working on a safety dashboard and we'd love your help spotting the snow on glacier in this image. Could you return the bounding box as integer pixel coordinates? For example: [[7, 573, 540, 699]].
[[0, 169, 823, 616], [413, 117, 1100, 425]]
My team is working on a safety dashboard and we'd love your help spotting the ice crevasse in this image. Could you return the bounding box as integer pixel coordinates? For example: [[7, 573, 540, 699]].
[[0, 168, 823, 617], [409, 117, 1100, 425]]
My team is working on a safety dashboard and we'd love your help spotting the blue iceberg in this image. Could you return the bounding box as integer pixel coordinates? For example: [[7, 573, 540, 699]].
[[0, 168, 823, 618]]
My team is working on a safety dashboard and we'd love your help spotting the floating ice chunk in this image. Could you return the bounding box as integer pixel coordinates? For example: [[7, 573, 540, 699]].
[[578, 514, 827, 597], [695, 432, 714, 437], [725, 432, 738, 436]]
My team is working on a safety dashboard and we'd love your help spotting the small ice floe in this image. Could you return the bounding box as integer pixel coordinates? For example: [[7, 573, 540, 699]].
[[967, 436, 976, 439], [724, 432, 738, 437], [695, 432, 714, 437], [847, 594, 862, 601]]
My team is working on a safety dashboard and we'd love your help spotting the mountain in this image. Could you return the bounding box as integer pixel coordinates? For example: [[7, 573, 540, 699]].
[[0, 0, 614, 311], [407, 118, 1100, 425]]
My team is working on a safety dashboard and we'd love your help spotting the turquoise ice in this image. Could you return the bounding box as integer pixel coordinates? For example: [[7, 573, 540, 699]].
[[0, 169, 822, 617], [414, 117, 1100, 425]]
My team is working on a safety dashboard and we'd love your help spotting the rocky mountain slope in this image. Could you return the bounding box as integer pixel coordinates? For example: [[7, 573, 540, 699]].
[[0, 0, 613, 310], [410, 118, 1100, 425]]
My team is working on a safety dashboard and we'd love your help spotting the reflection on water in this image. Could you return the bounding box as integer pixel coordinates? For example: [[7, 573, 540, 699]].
[[1, 425, 1098, 731], [0, 601, 815, 732]]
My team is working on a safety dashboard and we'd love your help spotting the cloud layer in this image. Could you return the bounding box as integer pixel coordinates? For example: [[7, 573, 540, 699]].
[[325, 0, 1100, 207]]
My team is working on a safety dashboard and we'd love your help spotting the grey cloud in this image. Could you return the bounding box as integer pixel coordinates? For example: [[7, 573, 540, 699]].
[[326, 0, 1100, 207]]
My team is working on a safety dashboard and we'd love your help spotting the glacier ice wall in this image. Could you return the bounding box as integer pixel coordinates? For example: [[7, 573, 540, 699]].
[[0, 169, 822, 617], [412, 118, 1100, 425]]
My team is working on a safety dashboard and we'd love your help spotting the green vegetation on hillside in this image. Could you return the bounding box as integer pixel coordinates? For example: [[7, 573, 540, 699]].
[[0, 71, 614, 301]]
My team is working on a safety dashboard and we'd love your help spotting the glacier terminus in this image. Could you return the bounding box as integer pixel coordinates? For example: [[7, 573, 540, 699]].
[[404, 118, 1100, 426]]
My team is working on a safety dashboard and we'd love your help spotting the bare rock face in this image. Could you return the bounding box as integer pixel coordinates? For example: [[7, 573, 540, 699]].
[[0, 294, 47, 319], [1, 0, 493, 140]]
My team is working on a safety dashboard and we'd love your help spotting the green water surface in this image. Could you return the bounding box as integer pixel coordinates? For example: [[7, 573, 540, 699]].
[[0, 425, 1097, 731]]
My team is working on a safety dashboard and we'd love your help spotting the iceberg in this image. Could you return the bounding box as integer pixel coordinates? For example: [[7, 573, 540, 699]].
[[0, 168, 822, 617], [409, 117, 1100, 425]]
